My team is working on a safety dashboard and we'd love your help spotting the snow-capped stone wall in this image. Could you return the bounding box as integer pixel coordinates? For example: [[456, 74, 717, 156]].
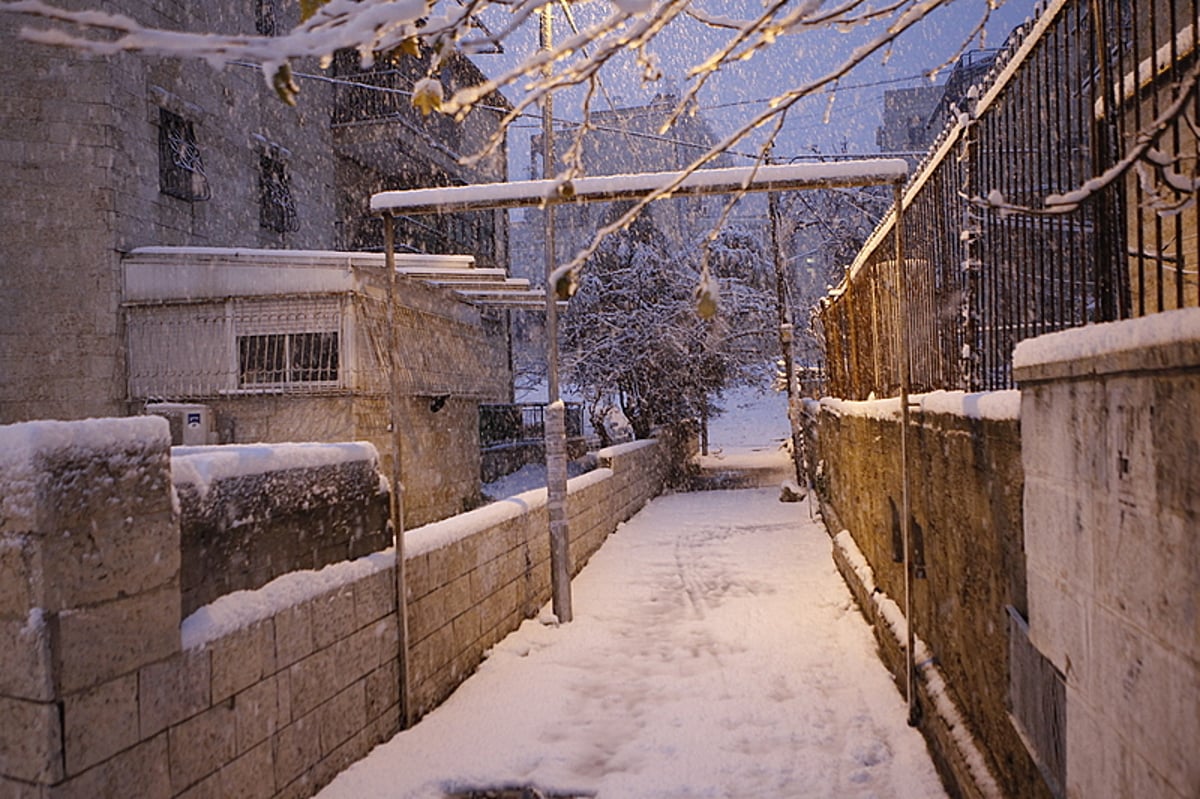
[[1014, 308, 1200, 799], [172, 442, 391, 615], [0, 415, 686, 798], [804, 392, 1048, 799]]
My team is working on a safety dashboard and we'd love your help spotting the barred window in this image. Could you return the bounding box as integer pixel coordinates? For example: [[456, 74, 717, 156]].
[[238, 332, 339, 386], [256, 0, 277, 36], [158, 108, 210, 201], [258, 153, 299, 233]]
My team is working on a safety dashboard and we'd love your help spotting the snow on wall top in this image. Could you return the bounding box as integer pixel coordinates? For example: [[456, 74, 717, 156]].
[[1012, 307, 1200, 372], [595, 439, 657, 460], [0, 416, 169, 525], [371, 161, 908, 214], [181, 549, 395, 650], [819, 389, 1020, 421], [406, 467, 615, 558], [172, 441, 380, 498]]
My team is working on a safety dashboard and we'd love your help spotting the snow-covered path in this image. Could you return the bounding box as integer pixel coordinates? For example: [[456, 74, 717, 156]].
[[318, 488, 948, 799]]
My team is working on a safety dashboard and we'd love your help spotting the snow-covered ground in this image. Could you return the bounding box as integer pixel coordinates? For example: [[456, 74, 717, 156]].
[[696, 385, 794, 474], [319, 390, 947, 799]]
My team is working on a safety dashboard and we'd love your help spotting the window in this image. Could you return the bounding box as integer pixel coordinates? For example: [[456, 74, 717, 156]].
[[238, 332, 338, 387], [258, 153, 299, 233], [255, 0, 277, 36], [158, 108, 210, 201]]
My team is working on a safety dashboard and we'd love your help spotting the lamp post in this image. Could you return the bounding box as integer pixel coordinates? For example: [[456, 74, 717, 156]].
[[766, 155, 804, 487], [541, 3, 573, 623]]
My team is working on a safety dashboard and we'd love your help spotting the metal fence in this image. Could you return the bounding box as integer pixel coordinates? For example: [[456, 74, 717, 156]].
[[479, 403, 585, 449], [819, 0, 1199, 399]]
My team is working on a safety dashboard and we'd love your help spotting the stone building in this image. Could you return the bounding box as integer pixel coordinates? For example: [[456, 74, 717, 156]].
[[0, 2, 519, 522]]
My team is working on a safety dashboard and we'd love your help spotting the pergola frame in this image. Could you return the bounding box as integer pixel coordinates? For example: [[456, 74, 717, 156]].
[[373, 157, 919, 727]]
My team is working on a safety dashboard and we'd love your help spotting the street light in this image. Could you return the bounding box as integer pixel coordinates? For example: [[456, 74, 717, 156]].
[[540, 2, 572, 624]]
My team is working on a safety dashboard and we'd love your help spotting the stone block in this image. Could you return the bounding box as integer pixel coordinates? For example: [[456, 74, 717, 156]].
[[1104, 378, 1158, 506], [63, 673, 138, 776], [366, 702, 401, 746], [288, 646, 340, 719], [310, 585, 355, 650], [218, 740, 275, 799], [139, 649, 210, 738], [1090, 608, 1200, 795], [336, 624, 379, 686], [451, 605, 482, 650], [0, 612, 54, 702], [0, 774, 49, 799], [364, 661, 399, 722], [1022, 479, 1092, 596], [272, 713, 321, 788], [272, 602, 314, 669], [234, 676, 280, 755], [50, 734, 170, 799], [1026, 566, 1089, 688], [55, 583, 181, 695], [1065, 691, 1182, 799], [317, 682, 366, 757], [29, 427, 177, 611], [211, 619, 275, 704], [469, 557, 504, 603], [407, 591, 444, 644], [167, 700, 236, 794], [0, 696, 62, 784], [0, 534, 38, 619], [353, 569, 396, 627], [403, 552, 432, 601], [447, 537, 479, 581], [444, 573, 472, 620], [1152, 372, 1200, 516], [311, 728, 370, 795]]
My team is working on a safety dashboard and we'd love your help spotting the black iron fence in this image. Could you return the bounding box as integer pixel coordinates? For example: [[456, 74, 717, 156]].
[[479, 403, 585, 449], [819, 0, 1198, 399]]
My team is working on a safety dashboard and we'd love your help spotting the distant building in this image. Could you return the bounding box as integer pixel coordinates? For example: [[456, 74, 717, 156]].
[[876, 50, 999, 166], [876, 85, 945, 162]]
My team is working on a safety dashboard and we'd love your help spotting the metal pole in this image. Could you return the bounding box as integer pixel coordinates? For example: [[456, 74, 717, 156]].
[[767, 176, 803, 486], [894, 183, 917, 727], [541, 4, 572, 623], [384, 214, 413, 728]]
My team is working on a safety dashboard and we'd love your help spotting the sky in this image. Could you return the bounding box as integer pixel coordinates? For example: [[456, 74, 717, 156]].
[[316, 388, 950, 799], [465, 0, 1038, 178]]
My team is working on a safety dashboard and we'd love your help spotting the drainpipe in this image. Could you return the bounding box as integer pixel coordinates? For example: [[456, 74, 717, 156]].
[[384, 214, 413, 728], [893, 182, 918, 727]]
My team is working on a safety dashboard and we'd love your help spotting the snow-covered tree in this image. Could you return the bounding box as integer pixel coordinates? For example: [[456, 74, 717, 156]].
[[561, 203, 773, 442]]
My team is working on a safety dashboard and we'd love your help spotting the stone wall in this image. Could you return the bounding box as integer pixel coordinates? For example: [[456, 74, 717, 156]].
[[806, 394, 1050, 799], [0, 416, 683, 798], [1013, 308, 1200, 799], [172, 443, 391, 616]]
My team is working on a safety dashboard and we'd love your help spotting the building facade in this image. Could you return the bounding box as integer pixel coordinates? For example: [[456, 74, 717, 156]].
[[0, 1, 516, 523]]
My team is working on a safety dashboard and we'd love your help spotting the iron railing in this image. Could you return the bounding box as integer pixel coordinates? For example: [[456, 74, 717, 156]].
[[819, 0, 1198, 399], [479, 403, 585, 449]]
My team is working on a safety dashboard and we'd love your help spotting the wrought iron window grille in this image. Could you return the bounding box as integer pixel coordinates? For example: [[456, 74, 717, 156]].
[[258, 153, 299, 233], [256, 0, 277, 36], [158, 108, 211, 202]]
